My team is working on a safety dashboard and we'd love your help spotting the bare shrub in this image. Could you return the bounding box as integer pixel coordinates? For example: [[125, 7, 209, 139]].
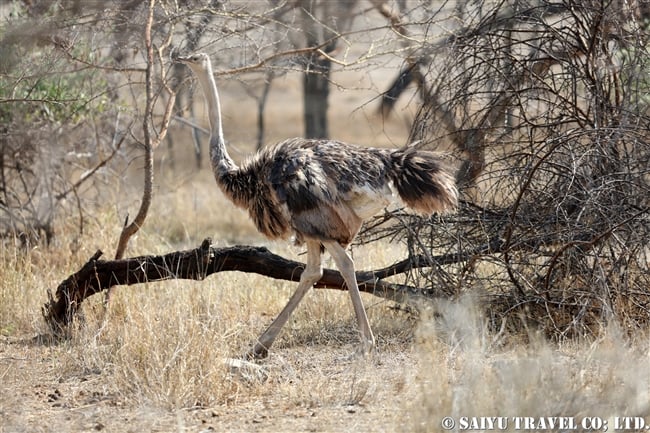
[[0, 44, 117, 246], [0, 2, 174, 250], [366, 1, 650, 338]]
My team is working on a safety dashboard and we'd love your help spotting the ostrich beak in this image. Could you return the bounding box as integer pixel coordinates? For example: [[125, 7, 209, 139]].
[[171, 50, 192, 64]]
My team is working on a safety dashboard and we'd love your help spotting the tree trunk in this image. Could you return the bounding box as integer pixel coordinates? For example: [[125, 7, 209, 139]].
[[303, 54, 331, 139]]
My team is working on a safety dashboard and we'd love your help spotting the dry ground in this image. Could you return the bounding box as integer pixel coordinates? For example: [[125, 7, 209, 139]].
[[2, 49, 650, 433], [1, 338, 419, 432]]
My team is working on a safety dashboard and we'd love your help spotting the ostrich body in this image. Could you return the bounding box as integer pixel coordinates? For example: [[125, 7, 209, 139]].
[[176, 53, 458, 359]]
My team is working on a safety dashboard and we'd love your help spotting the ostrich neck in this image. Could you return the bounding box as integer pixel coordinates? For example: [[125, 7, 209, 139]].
[[195, 66, 236, 175]]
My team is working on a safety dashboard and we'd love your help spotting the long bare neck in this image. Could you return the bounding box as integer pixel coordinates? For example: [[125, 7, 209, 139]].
[[193, 63, 236, 174]]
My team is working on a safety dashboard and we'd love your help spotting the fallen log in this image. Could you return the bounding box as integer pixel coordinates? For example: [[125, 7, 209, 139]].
[[42, 238, 432, 330]]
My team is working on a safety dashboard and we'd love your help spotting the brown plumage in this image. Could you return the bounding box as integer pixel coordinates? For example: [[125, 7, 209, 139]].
[[176, 53, 458, 360]]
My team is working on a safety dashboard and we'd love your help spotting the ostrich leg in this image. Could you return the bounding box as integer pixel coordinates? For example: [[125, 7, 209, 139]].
[[247, 240, 323, 359], [323, 241, 375, 355]]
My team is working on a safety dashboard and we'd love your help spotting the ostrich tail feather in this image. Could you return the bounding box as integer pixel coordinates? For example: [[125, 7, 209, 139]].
[[391, 148, 458, 215]]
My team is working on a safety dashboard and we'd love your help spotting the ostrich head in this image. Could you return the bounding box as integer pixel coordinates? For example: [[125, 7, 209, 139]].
[[174, 52, 212, 73]]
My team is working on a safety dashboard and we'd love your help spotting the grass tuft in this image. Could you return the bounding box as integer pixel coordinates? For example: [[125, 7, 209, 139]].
[[410, 296, 650, 432]]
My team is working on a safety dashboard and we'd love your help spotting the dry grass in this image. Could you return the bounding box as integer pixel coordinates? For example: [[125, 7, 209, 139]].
[[4, 182, 650, 432], [3, 227, 650, 431], [0, 213, 419, 432], [410, 297, 650, 432]]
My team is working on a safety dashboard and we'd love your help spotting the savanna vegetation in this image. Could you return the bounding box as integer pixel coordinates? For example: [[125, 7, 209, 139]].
[[1, 1, 649, 432]]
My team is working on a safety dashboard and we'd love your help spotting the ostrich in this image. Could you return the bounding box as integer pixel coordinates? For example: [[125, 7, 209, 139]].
[[175, 53, 458, 360]]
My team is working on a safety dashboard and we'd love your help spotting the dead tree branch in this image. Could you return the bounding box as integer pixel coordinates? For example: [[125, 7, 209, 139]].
[[42, 238, 448, 331]]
